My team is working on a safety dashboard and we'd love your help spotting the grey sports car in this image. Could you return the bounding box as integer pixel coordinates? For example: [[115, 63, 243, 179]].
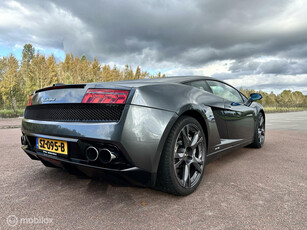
[[21, 76, 265, 195]]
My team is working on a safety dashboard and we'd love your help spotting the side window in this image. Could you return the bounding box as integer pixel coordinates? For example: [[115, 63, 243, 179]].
[[206, 80, 243, 103], [185, 80, 212, 93]]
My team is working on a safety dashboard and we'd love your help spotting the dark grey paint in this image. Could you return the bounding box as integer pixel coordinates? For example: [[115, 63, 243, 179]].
[[22, 76, 264, 176]]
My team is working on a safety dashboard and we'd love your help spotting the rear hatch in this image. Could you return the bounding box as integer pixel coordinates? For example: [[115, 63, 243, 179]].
[[24, 83, 132, 122]]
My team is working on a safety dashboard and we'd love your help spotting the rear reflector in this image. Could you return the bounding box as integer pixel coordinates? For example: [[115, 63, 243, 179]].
[[82, 89, 130, 104], [27, 95, 33, 106]]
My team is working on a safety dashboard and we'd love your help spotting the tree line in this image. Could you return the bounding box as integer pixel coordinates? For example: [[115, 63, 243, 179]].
[[0, 44, 165, 112], [240, 88, 306, 108], [0, 44, 306, 113]]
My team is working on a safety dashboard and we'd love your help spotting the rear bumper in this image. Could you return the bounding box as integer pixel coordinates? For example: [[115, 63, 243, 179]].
[[22, 146, 154, 186], [21, 104, 177, 174]]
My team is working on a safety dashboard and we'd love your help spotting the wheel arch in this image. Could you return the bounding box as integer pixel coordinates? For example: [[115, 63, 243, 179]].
[[153, 107, 210, 178], [179, 110, 209, 150], [260, 109, 265, 121], [255, 108, 265, 131]]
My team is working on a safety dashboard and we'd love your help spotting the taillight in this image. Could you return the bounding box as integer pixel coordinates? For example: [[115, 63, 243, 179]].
[[82, 89, 130, 104], [27, 95, 33, 106]]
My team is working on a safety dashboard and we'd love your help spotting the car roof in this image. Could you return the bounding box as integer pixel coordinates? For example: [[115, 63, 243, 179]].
[[118, 75, 215, 83], [94, 76, 219, 87]]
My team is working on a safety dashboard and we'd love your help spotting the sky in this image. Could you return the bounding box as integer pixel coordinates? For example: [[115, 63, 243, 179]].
[[1, 0, 307, 94]]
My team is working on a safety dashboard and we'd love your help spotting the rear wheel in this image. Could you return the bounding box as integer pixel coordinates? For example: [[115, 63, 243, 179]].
[[250, 112, 265, 148], [157, 116, 206, 196]]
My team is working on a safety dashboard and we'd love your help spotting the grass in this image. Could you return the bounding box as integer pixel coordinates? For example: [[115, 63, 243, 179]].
[[264, 107, 307, 113], [0, 109, 24, 118]]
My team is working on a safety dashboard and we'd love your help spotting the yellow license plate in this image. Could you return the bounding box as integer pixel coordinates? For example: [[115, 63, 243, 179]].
[[36, 138, 68, 155]]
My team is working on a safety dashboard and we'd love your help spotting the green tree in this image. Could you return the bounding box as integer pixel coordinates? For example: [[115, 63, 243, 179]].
[[0, 57, 5, 80], [77, 56, 90, 83], [91, 58, 101, 82], [0, 55, 20, 113], [124, 64, 134, 80], [22, 44, 35, 63], [101, 64, 113, 82], [31, 53, 47, 89], [20, 44, 35, 104], [267, 92, 277, 107], [141, 70, 149, 79], [111, 65, 122, 81], [62, 53, 74, 84], [292, 91, 306, 107], [46, 55, 58, 85], [81, 54, 87, 62], [134, 66, 141, 79], [0, 57, 6, 109], [278, 90, 293, 107]]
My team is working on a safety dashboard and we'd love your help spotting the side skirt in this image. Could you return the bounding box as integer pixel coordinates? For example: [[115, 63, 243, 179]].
[[206, 138, 253, 164]]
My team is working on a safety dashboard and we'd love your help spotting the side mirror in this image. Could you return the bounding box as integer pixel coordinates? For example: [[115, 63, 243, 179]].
[[250, 93, 262, 102], [245, 93, 262, 106]]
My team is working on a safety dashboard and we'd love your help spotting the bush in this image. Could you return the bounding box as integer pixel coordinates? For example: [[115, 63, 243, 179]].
[[264, 107, 306, 113]]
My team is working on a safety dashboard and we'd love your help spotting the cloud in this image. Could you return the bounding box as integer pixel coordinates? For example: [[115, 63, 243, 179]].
[[0, 0, 307, 92], [229, 58, 307, 75], [224, 74, 307, 94], [0, 1, 91, 52]]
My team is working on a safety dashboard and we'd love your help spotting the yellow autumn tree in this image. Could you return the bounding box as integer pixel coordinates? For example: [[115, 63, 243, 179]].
[[0, 43, 171, 109], [46, 54, 58, 86], [0, 55, 21, 113]]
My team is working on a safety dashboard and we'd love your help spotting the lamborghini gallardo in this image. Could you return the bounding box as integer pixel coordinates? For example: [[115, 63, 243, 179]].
[[21, 76, 265, 195]]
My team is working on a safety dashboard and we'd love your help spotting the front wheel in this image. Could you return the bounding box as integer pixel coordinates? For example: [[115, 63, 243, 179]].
[[157, 116, 206, 196], [250, 112, 265, 148]]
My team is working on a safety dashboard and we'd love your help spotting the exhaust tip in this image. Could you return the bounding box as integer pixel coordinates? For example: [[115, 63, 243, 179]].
[[99, 148, 116, 164], [85, 146, 99, 161], [21, 135, 27, 145]]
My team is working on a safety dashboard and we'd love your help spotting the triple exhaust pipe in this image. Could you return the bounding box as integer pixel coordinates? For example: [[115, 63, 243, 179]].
[[85, 146, 117, 164]]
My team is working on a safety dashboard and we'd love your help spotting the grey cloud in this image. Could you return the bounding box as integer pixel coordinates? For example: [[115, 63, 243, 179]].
[[2, 0, 305, 63], [229, 59, 307, 75], [1, 0, 307, 93]]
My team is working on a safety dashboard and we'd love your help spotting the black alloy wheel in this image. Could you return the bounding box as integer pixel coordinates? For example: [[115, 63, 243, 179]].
[[157, 116, 206, 196]]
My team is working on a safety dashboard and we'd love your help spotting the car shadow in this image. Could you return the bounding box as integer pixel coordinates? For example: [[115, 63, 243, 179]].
[[26, 146, 256, 199]]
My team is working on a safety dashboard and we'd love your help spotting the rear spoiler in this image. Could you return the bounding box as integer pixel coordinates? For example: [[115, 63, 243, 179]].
[[35, 83, 86, 93]]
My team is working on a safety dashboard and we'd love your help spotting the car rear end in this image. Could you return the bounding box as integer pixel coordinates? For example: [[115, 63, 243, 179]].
[[21, 83, 176, 186]]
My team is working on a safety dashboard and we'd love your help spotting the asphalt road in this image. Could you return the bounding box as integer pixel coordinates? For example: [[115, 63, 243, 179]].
[[266, 111, 307, 131], [0, 112, 306, 229]]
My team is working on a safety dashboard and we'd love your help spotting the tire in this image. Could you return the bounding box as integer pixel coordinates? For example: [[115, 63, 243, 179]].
[[156, 116, 206, 196], [250, 112, 265, 148]]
